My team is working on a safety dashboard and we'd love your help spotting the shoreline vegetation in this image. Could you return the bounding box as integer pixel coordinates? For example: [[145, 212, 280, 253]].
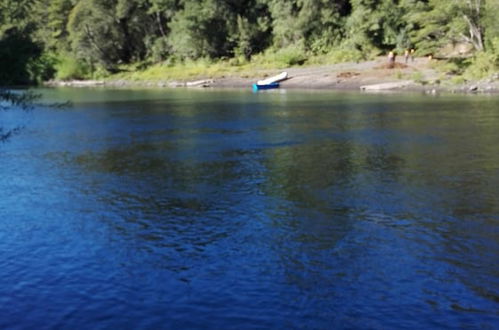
[[45, 56, 499, 94], [1, 1, 498, 94]]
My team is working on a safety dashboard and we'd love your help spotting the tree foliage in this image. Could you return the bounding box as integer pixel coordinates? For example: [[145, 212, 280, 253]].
[[168, 0, 234, 59], [266, 0, 350, 53], [67, 0, 154, 70], [0, 0, 498, 83]]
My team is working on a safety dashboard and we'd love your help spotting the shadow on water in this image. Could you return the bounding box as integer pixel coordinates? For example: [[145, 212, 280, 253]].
[[1, 88, 499, 328]]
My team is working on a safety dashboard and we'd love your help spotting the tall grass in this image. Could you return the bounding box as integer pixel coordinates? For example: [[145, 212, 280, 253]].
[[115, 49, 309, 82], [110, 45, 371, 82], [121, 58, 252, 81]]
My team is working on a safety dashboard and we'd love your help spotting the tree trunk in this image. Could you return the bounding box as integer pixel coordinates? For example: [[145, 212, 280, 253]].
[[156, 12, 166, 37], [463, 14, 484, 51], [462, 0, 484, 51]]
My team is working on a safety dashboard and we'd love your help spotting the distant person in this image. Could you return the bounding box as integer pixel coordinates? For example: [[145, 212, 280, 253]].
[[410, 48, 415, 62], [388, 51, 396, 68], [404, 49, 410, 64]]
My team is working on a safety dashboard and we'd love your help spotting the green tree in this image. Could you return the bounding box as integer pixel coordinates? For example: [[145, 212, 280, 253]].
[[0, 0, 37, 33], [168, 0, 270, 60], [147, 0, 180, 37], [297, 0, 350, 53], [406, 0, 491, 54], [145, 0, 180, 61], [264, 0, 350, 53], [0, 0, 45, 84], [232, 0, 272, 60], [168, 0, 235, 59], [67, 0, 153, 70], [483, 0, 499, 50], [344, 0, 407, 53], [0, 29, 43, 85], [34, 0, 74, 52]]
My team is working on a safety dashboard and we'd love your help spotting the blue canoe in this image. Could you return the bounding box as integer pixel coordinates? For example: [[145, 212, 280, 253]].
[[252, 82, 280, 91]]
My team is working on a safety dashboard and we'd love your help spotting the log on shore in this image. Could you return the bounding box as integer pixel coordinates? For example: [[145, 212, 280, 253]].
[[186, 79, 214, 87], [59, 80, 105, 87], [360, 80, 413, 91]]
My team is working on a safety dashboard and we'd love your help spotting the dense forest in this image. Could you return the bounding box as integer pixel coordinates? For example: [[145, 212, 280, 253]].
[[0, 0, 498, 85]]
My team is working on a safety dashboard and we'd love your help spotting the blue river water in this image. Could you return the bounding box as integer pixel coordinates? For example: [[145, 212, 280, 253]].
[[0, 88, 498, 329]]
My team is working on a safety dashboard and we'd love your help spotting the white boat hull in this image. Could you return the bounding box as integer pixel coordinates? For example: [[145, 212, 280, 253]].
[[257, 72, 288, 85]]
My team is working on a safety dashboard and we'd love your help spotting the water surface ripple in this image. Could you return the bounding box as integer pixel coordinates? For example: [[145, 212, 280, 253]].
[[1, 89, 498, 329]]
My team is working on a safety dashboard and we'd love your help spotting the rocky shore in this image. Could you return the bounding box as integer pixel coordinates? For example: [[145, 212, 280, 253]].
[[44, 58, 499, 94]]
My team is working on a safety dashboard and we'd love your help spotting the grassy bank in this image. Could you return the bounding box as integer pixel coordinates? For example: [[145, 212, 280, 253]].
[[113, 60, 261, 82], [104, 58, 497, 90], [98, 47, 370, 82], [45, 46, 499, 94]]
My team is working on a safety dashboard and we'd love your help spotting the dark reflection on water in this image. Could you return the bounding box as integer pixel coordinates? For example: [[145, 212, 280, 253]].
[[1, 88, 498, 329]]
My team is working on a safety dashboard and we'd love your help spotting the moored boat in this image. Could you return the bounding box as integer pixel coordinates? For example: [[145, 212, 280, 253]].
[[256, 72, 288, 85], [252, 82, 280, 91], [252, 72, 288, 91]]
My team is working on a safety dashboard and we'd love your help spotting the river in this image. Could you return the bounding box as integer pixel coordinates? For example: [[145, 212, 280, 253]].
[[1, 88, 498, 329]]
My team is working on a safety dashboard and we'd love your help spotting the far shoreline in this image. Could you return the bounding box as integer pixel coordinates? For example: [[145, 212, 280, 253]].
[[43, 78, 499, 95], [43, 57, 499, 95]]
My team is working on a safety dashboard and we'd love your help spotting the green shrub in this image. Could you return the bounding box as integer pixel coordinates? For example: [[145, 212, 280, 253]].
[[55, 54, 92, 80], [27, 52, 57, 84], [273, 46, 307, 66], [464, 51, 499, 79], [327, 47, 370, 64], [431, 60, 463, 75], [462, 37, 499, 79], [148, 37, 171, 63], [250, 45, 307, 68], [228, 56, 248, 67]]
